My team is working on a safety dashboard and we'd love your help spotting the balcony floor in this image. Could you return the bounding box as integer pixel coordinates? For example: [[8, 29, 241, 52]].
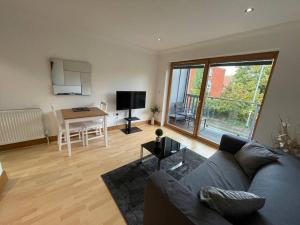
[[168, 117, 241, 144]]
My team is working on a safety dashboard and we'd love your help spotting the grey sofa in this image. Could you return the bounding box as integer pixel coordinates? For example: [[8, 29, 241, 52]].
[[144, 134, 300, 225]]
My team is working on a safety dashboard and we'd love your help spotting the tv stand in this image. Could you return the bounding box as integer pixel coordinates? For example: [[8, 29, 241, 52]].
[[121, 108, 142, 134]]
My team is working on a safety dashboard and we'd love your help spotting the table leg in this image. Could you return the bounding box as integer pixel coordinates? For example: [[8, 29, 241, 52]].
[[140, 146, 143, 163], [157, 159, 161, 170], [182, 148, 187, 164], [65, 121, 71, 157], [104, 115, 108, 147]]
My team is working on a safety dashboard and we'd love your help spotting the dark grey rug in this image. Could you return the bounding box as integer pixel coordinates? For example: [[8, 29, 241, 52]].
[[101, 149, 206, 225]]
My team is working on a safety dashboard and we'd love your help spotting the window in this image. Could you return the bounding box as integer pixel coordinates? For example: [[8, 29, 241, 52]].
[[165, 52, 278, 145]]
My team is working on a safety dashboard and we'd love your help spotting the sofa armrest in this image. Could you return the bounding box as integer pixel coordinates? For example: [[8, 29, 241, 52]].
[[219, 134, 248, 154], [144, 171, 231, 225]]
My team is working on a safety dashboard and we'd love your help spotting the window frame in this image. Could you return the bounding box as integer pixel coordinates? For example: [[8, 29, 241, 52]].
[[164, 51, 279, 148]]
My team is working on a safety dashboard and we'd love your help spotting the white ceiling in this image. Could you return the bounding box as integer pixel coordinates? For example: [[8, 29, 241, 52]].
[[2, 0, 300, 51]]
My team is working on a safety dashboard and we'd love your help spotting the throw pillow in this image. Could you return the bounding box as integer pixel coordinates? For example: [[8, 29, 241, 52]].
[[200, 186, 265, 218], [234, 142, 279, 177]]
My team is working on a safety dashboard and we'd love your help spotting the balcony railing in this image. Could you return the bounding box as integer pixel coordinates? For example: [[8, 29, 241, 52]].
[[201, 96, 260, 139], [169, 94, 260, 139], [170, 94, 199, 115]]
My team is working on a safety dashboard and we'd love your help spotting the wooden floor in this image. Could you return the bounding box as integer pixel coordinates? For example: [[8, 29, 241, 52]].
[[0, 124, 216, 225]]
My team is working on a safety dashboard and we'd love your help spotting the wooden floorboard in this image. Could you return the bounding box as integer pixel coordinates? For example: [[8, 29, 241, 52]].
[[0, 124, 216, 225]]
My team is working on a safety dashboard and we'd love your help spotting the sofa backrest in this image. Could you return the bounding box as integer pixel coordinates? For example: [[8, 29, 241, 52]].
[[219, 135, 248, 154]]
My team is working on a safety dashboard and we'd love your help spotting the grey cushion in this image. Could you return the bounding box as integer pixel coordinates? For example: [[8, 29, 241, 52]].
[[234, 142, 278, 177], [200, 186, 265, 218]]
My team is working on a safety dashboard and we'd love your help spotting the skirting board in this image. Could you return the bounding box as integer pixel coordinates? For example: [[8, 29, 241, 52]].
[[0, 170, 8, 191], [0, 138, 48, 151], [0, 120, 160, 151], [154, 120, 161, 126]]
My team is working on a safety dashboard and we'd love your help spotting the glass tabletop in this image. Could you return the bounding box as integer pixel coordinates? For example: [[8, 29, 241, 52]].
[[141, 137, 186, 160]]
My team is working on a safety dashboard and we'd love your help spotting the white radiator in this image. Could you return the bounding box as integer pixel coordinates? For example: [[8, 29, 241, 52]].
[[0, 108, 45, 145]]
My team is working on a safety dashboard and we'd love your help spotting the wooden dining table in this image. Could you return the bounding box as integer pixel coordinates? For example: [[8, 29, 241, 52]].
[[61, 107, 108, 157]]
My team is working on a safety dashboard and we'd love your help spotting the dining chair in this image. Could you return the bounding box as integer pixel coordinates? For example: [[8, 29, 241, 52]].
[[84, 101, 107, 145], [50, 105, 85, 151]]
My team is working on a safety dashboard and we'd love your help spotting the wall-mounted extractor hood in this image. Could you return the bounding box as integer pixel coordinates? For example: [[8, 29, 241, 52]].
[[50, 58, 91, 96]]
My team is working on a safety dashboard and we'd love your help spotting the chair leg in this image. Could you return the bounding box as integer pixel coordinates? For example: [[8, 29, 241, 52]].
[[79, 130, 85, 146], [58, 130, 63, 152], [86, 129, 89, 146]]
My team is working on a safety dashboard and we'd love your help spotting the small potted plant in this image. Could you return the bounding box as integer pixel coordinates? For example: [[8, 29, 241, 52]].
[[150, 105, 160, 125], [155, 128, 163, 143]]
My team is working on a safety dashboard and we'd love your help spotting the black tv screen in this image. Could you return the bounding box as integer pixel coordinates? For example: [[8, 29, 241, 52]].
[[116, 91, 146, 110]]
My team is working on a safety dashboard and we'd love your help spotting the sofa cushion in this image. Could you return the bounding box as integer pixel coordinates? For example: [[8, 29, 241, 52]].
[[234, 142, 279, 178], [200, 186, 265, 219], [243, 152, 300, 225], [180, 151, 250, 195]]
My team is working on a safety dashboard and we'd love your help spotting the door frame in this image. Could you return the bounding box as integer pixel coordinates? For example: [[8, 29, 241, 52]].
[[164, 59, 209, 134], [164, 51, 279, 147]]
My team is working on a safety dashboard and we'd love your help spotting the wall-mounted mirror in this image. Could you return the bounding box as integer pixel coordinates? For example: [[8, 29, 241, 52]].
[[50, 58, 91, 96]]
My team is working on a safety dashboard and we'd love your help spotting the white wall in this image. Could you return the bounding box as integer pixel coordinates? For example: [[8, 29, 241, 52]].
[[0, 16, 158, 136], [1, 10, 299, 146], [0, 162, 3, 175], [156, 21, 300, 146]]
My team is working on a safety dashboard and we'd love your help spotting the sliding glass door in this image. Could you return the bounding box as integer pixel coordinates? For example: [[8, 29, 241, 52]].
[[198, 60, 274, 143], [167, 62, 207, 134], [166, 52, 278, 145]]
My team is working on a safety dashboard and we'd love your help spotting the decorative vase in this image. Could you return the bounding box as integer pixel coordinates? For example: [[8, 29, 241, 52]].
[[151, 117, 155, 125]]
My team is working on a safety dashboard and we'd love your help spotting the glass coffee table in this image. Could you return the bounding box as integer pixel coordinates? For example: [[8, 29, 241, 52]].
[[140, 136, 187, 170]]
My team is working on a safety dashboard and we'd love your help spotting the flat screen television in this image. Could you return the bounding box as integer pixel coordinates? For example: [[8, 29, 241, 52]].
[[116, 91, 146, 110]]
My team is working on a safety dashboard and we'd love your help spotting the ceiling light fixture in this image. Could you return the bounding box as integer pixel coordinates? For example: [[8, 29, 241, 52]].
[[157, 38, 161, 41], [244, 7, 254, 14]]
